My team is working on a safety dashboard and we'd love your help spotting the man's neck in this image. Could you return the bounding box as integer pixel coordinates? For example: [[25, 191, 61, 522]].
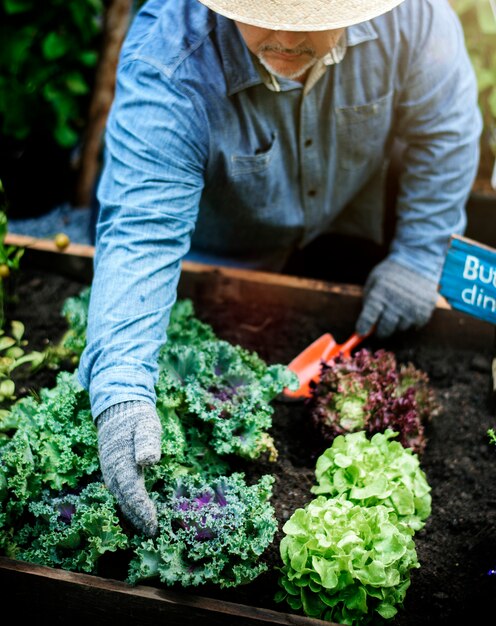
[[294, 72, 308, 84]]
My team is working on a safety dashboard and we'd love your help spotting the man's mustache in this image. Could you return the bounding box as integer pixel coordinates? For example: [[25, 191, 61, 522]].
[[258, 43, 316, 57]]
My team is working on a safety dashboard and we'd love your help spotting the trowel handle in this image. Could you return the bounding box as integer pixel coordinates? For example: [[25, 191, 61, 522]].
[[324, 328, 374, 362]]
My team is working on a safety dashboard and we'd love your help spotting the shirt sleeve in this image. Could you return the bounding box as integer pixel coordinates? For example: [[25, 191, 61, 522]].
[[390, 0, 482, 280], [77, 58, 209, 418]]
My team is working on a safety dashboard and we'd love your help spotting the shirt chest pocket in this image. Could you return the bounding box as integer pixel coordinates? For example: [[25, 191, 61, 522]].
[[335, 92, 393, 170], [225, 133, 285, 213], [230, 132, 278, 177]]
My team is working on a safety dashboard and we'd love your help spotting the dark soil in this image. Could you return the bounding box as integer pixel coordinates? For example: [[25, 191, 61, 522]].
[[4, 266, 496, 626]]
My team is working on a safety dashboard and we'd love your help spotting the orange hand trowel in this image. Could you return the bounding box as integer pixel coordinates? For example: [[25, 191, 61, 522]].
[[282, 329, 372, 401]]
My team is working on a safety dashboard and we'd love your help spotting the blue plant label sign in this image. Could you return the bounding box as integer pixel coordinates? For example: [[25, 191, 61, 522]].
[[439, 234, 496, 325]]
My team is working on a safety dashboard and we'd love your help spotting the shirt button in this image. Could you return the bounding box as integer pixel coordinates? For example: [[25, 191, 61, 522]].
[[308, 189, 317, 197], [304, 138, 313, 147]]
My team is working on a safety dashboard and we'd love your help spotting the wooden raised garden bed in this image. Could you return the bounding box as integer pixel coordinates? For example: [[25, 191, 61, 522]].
[[0, 234, 495, 626]]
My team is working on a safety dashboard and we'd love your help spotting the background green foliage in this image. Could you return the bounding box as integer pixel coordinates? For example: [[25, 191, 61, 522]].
[[0, 0, 104, 148], [454, 0, 496, 157]]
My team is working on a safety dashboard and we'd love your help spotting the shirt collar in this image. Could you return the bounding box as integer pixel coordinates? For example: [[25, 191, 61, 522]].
[[215, 15, 378, 97], [215, 15, 263, 96], [346, 19, 379, 46]]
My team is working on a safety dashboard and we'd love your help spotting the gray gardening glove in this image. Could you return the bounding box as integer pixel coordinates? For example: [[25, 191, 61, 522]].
[[97, 400, 162, 537], [356, 258, 439, 339]]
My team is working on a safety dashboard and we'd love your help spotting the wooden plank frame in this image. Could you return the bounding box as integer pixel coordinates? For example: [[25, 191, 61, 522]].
[[1, 233, 495, 623], [4, 233, 491, 352], [0, 556, 334, 626]]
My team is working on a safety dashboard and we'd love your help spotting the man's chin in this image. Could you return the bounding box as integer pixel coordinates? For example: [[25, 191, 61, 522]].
[[258, 55, 317, 81]]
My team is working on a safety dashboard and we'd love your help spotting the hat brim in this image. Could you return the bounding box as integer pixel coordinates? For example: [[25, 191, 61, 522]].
[[197, 0, 405, 31]]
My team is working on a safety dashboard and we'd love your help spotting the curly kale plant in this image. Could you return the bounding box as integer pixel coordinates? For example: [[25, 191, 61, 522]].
[[156, 339, 297, 460], [308, 348, 439, 454], [0, 371, 97, 527], [144, 401, 230, 490], [8, 482, 128, 573], [276, 496, 419, 625], [128, 472, 277, 588], [0, 371, 279, 580], [0, 296, 289, 584], [311, 430, 431, 531]]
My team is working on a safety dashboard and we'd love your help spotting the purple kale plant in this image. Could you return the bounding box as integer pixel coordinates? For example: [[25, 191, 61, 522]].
[[8, 482, 128, 573], [156, 340, 297, 461], [307, 348, 439, 455], [127, 472, 277, 588]]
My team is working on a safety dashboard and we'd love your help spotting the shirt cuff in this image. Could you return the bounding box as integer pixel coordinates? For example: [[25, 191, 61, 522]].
[[78, 365, 157, 421]]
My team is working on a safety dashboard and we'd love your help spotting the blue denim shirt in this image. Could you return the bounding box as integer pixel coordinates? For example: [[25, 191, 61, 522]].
[[78, 0, 482, 417]]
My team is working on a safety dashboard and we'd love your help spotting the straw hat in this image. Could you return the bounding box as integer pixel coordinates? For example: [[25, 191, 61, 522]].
[[197, 0, 405, 30]]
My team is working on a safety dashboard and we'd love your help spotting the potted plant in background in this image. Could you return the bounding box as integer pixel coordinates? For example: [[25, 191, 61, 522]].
[[0, 0, 104, 219]]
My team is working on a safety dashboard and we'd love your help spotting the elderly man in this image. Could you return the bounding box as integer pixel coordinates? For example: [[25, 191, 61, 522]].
[[78, 0, 481, 536]]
